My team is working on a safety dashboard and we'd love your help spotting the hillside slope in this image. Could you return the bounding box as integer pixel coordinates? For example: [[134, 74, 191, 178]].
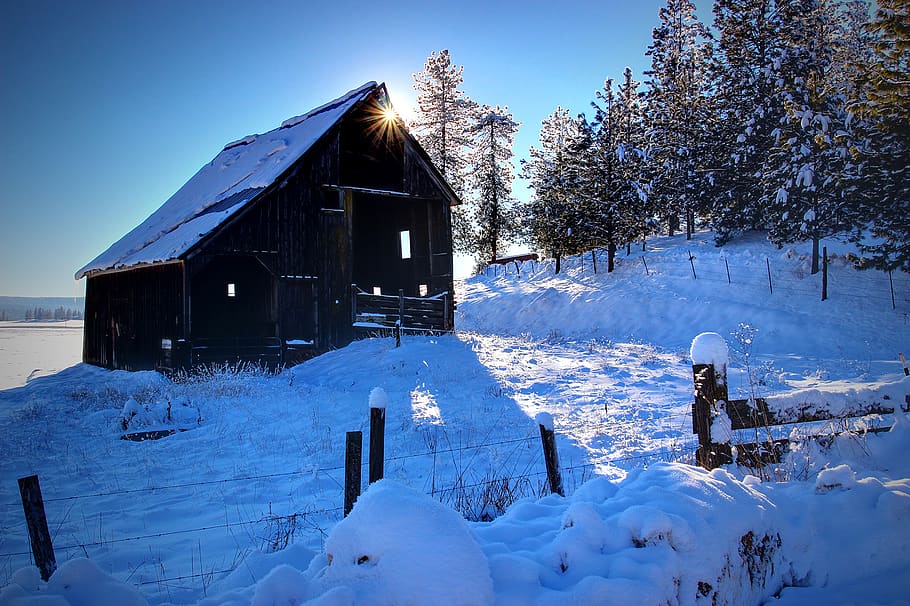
[[1, 231, 908, 605]]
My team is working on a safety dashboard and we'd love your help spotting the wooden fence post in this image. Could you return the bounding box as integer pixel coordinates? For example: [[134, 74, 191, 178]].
[[18, 475, 56, 581], [344, 431, 362, 517], [537, 415, 564, 496], [369, 405, 386, 484], [396, 289, 404, 348], [691, 363, 733, 470], [351, 283, 358, 324], [822, 246, 828, 301], [766, 258, 773, 294]]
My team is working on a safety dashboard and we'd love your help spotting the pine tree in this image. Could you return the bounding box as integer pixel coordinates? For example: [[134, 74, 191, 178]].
[[411, 50, 478, 253], [644, 0, 714, 239], [850, 0, 910, 272], [579, 76, 647, 272], [763, 0, 860, 273], [616, 67, 653, 250], [708, 0, 787, 244], [520, 108, 585, 274], [467, 105, 520, 266]]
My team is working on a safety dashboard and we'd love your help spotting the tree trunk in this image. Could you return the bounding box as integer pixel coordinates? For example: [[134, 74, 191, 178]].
[[810, 236, 820, 275], [608, 241, 617, 273]]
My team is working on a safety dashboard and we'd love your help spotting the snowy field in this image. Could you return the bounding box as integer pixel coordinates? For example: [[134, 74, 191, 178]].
[[0, 321, 83, 391], [1, 232, 909, 605]]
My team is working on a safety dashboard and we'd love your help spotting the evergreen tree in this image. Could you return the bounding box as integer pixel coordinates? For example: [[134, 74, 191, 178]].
[[763, 0, 860, 273], [579, 76, 647, 272], [467, 105, 521, 266], [520, 108, 585, 274], [644, 0, 714, 239], [616, 67, 653, 251], [708, 0, 787, 244], [850, 0, 910, 272], [411, 50, 478, 252]]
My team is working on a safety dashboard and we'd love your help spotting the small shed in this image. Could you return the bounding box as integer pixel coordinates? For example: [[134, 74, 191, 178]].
[[76, 82, 457, 371]]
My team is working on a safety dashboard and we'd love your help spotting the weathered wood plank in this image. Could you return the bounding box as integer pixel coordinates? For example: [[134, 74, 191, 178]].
[[724, 395, 910, 431]]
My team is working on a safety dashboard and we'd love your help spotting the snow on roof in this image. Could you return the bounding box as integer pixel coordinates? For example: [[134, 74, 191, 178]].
[[76, 82, 378, 279]]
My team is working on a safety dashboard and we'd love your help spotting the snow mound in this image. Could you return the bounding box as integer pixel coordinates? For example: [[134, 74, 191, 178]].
[[0, 558, 148, 606], [307, 480, 494, 605], [690, 332, 729, 368], [536, 411, 554, 430], [368, 387, 389, 410]]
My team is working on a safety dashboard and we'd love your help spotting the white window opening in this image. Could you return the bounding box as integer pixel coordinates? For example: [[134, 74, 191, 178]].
[[399, 230, 411, 259], [419, 284, 428, 297], [227, 283, 236, 298], [372, 286, 382, 296]]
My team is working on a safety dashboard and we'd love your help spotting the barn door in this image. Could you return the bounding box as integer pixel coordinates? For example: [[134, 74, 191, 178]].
[[318, 190, 353, 349]]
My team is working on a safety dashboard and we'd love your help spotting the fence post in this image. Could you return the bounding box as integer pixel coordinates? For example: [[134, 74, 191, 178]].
[[766, 258, 773, 295], [396, 289, 405, 348], [691, 362, 733, 470], [351, 283, 358, 324], [18, 475, 56, 581], [369, 396, 386, 485], [822, 246, 828, 301], [344, 431, 362, 517], [537, 414, 564, 496]]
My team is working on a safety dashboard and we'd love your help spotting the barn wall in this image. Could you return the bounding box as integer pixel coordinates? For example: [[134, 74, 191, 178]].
[[83, 264, 185, 371], [192, 132, 349, 359]]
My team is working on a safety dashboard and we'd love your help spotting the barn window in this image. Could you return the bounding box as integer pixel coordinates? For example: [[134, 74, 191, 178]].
[[373, 286, 382, 296], [399, 230, 411, 259], [227, 283, 236, 298], [419, 284, 428, 297]]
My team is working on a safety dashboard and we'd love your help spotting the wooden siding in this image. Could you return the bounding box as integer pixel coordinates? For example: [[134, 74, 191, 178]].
[[83, 264, 184, 370]]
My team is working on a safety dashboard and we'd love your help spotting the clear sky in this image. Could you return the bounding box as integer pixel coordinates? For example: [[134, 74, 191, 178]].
[[0, 0, 689, 296]]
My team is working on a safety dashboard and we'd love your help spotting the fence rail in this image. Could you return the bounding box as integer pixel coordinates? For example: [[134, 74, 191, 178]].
[[352, 285, 451, 335], [691, 359, 910, 470]]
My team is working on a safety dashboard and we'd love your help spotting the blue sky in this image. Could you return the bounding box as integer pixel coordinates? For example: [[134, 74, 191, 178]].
[[1, 0, 685, 296]]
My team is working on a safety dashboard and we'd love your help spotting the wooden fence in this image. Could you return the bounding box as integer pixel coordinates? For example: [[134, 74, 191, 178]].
[[351, 285, 451, 339], [692, 361, 910, 470]]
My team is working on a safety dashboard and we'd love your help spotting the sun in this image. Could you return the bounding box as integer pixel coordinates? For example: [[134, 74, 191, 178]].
[[382, 107, 398, 122]]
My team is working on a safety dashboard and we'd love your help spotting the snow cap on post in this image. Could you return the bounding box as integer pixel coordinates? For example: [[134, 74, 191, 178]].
[[369, 387, 389, 410], [535, 411, 554, 430], [690, 332, 729, 368]]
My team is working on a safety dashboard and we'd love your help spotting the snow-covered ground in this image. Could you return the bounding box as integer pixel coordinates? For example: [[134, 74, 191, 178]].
[[1, 232, 909, 605], [0, 321, 83, 390]]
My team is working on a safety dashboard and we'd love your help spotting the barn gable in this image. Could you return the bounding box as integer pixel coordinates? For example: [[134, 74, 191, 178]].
[[77, 82, 378, 280], [78, 82, 457, 371]]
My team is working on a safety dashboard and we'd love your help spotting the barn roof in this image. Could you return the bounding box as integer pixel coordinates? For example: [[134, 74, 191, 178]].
[[76, 82, 380, 280]]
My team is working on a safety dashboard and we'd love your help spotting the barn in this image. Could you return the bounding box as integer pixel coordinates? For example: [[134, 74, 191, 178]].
[[76, 82, 458, 371]]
